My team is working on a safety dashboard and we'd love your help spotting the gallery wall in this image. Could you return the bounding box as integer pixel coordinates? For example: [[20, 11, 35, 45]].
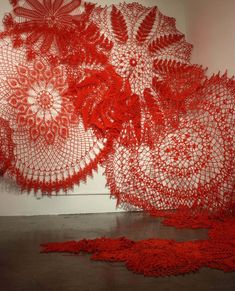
[[184, 0, 235, 76], [0, 0, 233, 215]]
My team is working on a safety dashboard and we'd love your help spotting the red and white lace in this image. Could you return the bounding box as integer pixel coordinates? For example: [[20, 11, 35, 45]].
[[0, 38, 108, 193], [0, 0, 234, 277]]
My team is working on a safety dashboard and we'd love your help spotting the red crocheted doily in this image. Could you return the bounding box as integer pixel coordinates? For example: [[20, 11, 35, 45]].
[[0, 0, 234, 279], [41, 210, 235, 277], [2, 0, 96, 61], [0, 0, 233, 209], [104, 73, 235, 214], [70, 65, 141, 142], [92, 2, 193, 96], [0, 38, 109, 193]]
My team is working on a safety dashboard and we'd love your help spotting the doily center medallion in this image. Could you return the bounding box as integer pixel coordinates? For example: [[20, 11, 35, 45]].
[[8, 60, 77, 144]]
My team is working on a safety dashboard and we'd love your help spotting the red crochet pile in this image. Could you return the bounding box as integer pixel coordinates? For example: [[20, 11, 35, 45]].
[[0, 0, 234, 277], [41, 209, 235, 277]]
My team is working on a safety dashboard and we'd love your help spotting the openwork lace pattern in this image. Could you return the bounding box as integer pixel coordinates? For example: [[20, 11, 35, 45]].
[[104, 73, 235, 213], [0, 0, 234, 277], [0, 117, 14, 175], [0, 38, 108, 193], [41, 209, 235, 277]]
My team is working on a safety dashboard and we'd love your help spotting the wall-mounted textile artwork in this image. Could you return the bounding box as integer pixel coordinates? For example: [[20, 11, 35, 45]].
[[0, 0, 234, 277]]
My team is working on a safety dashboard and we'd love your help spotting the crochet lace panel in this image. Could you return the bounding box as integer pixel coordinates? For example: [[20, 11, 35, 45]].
[[0, 1, 234, 207]]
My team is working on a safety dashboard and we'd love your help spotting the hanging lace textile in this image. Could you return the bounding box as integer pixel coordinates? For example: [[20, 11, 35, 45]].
[[0, 0, 234, 277]]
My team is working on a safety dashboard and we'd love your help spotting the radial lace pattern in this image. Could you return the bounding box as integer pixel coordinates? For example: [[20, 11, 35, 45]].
[[0, 39, 108, 193], [2, 0, 97, 62], [0, 0, 234, 278], [0, 1, 233, 207], [92, 2, 193, 96], [104, 74, 235, 213]]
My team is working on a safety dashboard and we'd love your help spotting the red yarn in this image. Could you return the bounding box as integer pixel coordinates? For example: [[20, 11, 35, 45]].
[[70, 65, 141, 142], [41, 211, 235, 277], [0, 38, 109, 193], [2, 0, 95, 61], [0, 0, 234, 278], [0, 1, 233, 209], [0, 118, 14, 175], [0, 1, 233, 212], [92, 2, 193, 96], [103, 72, 235, 214]]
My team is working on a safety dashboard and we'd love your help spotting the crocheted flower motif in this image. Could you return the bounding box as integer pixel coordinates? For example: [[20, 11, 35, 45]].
[[92, 3, 192, 96], [14, 0, 83, 27], [0, 118, 14, 175], [0, 39, 108, 193], [3, 0, 94, 59], [7, 60, 77, 144], [71, 66, 141, 140], [104, 74, 235, 213]]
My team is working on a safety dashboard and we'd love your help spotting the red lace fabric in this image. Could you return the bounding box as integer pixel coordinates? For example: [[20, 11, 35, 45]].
[[0, 38, 108, 193], [104, 73, 235, 213], [70, 65, 141, 141], [150, 61, 206, 128], [92, 2, 193, 96], [2, 0, 95, 61], [0, 0, 234, 278], [0, 117, 14, 175], [41, 211, 235, 277], [55, 1, 196, 146], [0, 1, 210, 195]]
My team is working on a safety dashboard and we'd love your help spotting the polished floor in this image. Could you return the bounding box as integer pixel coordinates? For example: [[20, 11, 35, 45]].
[[0, 212, 235, 291]]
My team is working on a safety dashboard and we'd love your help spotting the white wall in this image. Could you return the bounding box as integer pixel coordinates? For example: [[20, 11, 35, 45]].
[[0, 0, 186, 216], [184, 0, 235, 76]]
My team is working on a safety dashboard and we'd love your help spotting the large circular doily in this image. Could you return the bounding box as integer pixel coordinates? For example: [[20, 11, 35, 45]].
[[0, 38, 109, 193], [92, 2, 193, 96], [104, 74, 235, 213]]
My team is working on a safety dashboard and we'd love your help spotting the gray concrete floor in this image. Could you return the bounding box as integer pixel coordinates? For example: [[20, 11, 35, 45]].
[[0, 212, 235, 291]]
